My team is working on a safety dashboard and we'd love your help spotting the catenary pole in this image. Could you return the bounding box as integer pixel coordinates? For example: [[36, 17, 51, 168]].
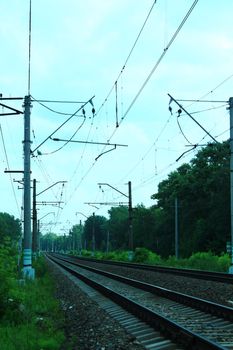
[[175, 197, 179, 259], [32, 179, 37, 256], [229, 97, 233, 274], [92, 212, 95, 256], [128, 181, 133, 251], [22, 95, 34, 278], [97, 181, 133, 253]]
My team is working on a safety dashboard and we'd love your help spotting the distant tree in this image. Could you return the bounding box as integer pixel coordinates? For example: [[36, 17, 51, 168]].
[[151, 141, 230, 256], [40, 232, 57, 252], [69, 223, 83, 251], [0, 212, 21, 245], [133, 205, 158, 250], [83, 215, 108, 251], [108, 206, 129, 250]]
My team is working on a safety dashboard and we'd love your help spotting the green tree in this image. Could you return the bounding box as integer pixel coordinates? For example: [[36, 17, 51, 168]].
[[108, 206, 129, 250], [40, 232, 58, 252], [151, 141, 230, 257], [133, 205, 158, 250], [0, 212, 21, 245], [83, 215, 108, 251], [69, 223, 83, 251]]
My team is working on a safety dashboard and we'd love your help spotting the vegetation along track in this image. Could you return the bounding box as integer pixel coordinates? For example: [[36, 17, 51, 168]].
[[48, 253, 233, 349]]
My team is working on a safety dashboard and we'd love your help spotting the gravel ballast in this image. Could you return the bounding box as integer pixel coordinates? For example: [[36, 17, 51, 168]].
[[74, 259, 233, 308], [46, 258, 145, 350]]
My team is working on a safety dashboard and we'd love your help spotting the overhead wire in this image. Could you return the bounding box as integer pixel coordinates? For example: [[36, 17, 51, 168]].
[[66, 0, 199, 211], [62, 0, 233, 219], [57, 0, 161, 212], [196, 73, 233, 102], [97, 0, 199, 157], [89, 5, 231, 212], [31, 95, 94, 154], [31, 96, 85, 117], [34, 1, 232, 224], [119, 96, 228, 195], [118, 114, 173, 183], [38, 114, 86, 156], [0, 124, 21, 216], [96, 0, 158, 116]]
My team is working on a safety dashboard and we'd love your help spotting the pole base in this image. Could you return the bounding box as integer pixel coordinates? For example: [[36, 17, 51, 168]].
[[22, 266, 35, 279], [128, 251, 134, 261]]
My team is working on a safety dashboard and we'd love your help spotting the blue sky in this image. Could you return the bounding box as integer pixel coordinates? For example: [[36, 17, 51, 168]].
[[0, 0, 232, 235]]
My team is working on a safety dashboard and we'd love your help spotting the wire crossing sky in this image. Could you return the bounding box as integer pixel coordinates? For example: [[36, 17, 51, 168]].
[[0, 0, 232, 235]]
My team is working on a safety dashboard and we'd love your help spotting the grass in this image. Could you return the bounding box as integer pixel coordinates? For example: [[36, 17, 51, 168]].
[[0, 247, 65, 350]]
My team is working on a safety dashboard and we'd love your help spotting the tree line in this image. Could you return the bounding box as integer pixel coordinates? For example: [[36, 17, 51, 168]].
[[41, 141, 230, 258]]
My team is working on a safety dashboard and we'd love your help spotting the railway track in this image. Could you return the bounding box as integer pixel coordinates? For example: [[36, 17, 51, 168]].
[[68, 255, 233, 284], [47, 253, 233, 349]]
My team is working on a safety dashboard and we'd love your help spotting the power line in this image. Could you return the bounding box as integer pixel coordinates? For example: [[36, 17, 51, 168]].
[[31, 96, 87, 117], [168, 93, 218, 143], [32, 99, 87, 103], [98, 0, 199, 156], [199, 73, 233, 101], [31, 95, 95, 154], [96, 0, 158, 116], [118, 0, 199, 126], [106, 1, 199, 185], [0, 124, 20, 216], [38, 115, 86, 156], [31, 96, 85, 116], [176, 113, 193, 145], [184, 73, 233, 110], [51, 1, 198, 212], [177, 99, 227, 103]]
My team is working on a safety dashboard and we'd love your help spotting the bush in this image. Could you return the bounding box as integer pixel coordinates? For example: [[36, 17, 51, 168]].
[[0, 250, 65, 349], [84, 248, 230, 272], [102, 252, 118, 260], [0, 323, 64, 350], [94, 251, 104, 260], [218, 253, 230, 272], [0, 238, 18, 320], [188, 251, 219, 271], [81, 249, 92, 257], [115, 251, 130, 261], [133, 248, 161, 264]]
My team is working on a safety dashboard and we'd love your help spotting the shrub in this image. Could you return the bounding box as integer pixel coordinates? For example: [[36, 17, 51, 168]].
[[133, 248, 161, 264], [217, 253, 230, 272], [187, 251, 219, 271], [115, 251, 130, 261], [102, 252, 118, 260], [0, 251, 65, 349], [81, 249, 92, 257]]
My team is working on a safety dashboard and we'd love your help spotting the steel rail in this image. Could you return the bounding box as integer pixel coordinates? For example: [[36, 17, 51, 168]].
[[72, 255, 233, 284], [51, 253, 233, 321], [47, 253, 225, 350]]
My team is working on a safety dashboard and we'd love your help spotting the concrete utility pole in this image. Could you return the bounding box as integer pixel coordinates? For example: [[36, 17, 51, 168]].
[[128, 181, 133, 251], [175, 197, 179, 259], [106, 231, 110, 253], [79, 220, 83, 254], [92, 212, 95, 256], [22, 95, 34, 279], [32, 179, 37, 256], [229, 97, 233, 274]]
